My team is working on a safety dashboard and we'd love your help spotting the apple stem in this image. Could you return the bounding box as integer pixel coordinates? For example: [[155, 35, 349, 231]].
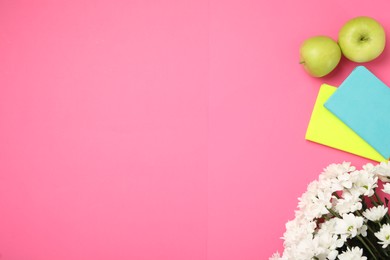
[[299, 61, 305, 64]]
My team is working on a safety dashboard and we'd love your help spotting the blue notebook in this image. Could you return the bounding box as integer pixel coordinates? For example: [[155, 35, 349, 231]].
[[324, 66, 390, 159]]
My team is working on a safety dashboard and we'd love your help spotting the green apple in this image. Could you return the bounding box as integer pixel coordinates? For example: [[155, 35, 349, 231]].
[[338, 16, 386, 62], [299, 36, 341, 77]]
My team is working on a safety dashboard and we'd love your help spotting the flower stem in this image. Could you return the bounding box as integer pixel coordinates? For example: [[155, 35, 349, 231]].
[[370, 196, 379, 206], [375, 192, 384, 205], [357, 235, 378, 260], [361, 234, 386, 258], [326, 207, 341, 218], [364, 235, 381, 256]]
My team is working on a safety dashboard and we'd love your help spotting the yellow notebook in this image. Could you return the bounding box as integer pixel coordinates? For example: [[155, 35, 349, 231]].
[[305, 84, 386, 162]]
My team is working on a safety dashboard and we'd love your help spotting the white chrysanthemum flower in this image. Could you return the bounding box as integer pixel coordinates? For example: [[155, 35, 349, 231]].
[[363, 163, 376, 173], [320, 218, 349, 246], [312, 231, 342, 260], [298, 181, 319, 211], [269, 252, 282, 260], [281, 214, 320, 259], [281, 236, 317, 260], [282, 218, 316, 248], [382, 183, 390, 195], [319, 163, 355, 193], [334, 171, 353, 190], [334, 192, 362, 215], [327, 249, 339, 260], [272, 162, 390, 259], [320, 162, 355, 182], [375, 161, 390, 182], [334, 213, 367, 238], [318, 218, 338, 235], [363, 205, 388, 222], [319, 178, 340, 194], [298, 180, 334, 221], [349, 170, 378, 197], [311, 190, 333, 217], [375, 223, 390, 248], [338, 247, 367, 260]]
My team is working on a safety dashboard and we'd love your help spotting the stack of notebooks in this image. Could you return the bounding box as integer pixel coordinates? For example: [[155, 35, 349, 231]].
[[306, 66, 390, 162]]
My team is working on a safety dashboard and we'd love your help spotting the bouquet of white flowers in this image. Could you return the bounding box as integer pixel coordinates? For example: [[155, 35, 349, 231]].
[[271, 161, 390, 260]]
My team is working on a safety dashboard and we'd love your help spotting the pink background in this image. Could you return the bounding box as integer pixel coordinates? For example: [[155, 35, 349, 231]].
[[1, 0, 390, 259]]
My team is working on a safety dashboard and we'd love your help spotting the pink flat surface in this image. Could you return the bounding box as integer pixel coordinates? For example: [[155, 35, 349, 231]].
[[1, 0, 390, 259]]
